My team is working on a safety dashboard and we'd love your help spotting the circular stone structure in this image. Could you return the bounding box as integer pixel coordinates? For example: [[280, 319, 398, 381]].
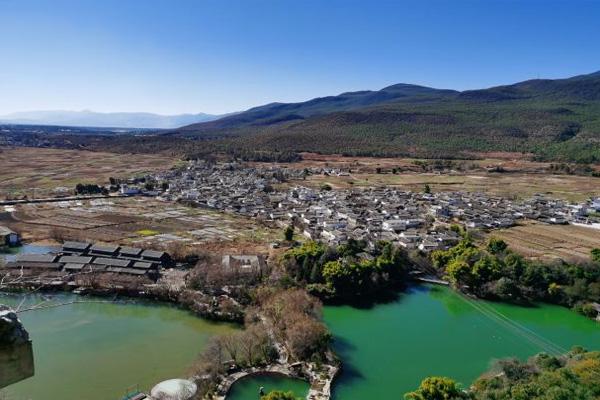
[[150, 379, 197, 400]]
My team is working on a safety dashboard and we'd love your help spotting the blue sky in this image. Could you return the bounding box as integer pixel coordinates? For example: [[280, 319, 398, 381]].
[[1, 0, 599, 115]]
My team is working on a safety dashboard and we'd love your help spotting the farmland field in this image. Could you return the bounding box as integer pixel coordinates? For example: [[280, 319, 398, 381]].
[[0, 146, 178, 199], [492, 222, 600, 262], [256, 153, 600, 201], [302, 172, 600, 202], [1, 197, 278, 255]]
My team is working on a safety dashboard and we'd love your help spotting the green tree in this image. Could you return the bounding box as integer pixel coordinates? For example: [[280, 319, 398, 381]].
[[261, 390, 300, 400], [487, 237, 508, 254], [405, 376, 469, 400], [472, 256, 502, 283], [591, 248, 600, 263], [309, 262, 322, 283], [424, 184, 432, 194], [284, 225, 294, 241], [445, 259, 473, 287]]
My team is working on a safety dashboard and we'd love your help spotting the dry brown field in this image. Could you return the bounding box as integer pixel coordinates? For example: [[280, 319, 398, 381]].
[[254, 152, 554, 172], [0, 146, 179, 199], [301, 172, 600, 201], [256, 153, 600, 201], [1, 197, 278, 255], [492, 222, 600, 262]]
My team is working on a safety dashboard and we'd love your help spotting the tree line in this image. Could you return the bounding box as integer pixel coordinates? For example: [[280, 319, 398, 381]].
[[432, 236, 600, 319], [405, 347, 600, 400], [281, 239, 410, 302]]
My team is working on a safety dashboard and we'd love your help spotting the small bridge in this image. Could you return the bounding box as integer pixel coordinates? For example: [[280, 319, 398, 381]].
[[415, 277, 450, 286]]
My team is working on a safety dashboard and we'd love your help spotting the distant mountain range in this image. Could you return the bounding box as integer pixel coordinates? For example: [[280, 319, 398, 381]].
[[5, 71, 600, 163], [172, 83, 458, 133], [0, 110, 225, 129], [164, 70, 600, 162]]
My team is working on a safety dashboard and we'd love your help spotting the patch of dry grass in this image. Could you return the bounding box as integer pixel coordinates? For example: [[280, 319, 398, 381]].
[[0, 146, 177, 199], [300, 172, 600, 202], [493, 222, 600, 262]]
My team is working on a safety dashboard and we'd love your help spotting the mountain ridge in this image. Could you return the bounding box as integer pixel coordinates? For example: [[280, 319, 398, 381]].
[[172, 83, 458, 134], [164, 70, 600, 163]]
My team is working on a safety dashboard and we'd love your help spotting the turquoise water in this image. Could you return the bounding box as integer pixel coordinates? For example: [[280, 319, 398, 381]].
[[0, 294, 237, 400], [226, 373, 310, 400], [323, 285, 600, 400], [0, 244, 57, 262]]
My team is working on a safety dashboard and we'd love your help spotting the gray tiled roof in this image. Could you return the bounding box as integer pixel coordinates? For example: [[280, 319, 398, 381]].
[[91, 257, 131, 267], [63, 263, 87, 271], [62, 241, 91, 251], [15, 254, 57, 263], [141, 249, 166, 259], [132, 261, 154, 270], [119, 246, 143, 256], [58, 255, 93, 264], [90, 244, 120, 254]]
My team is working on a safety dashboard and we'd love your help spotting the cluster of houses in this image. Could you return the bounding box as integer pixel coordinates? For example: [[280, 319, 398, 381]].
[[137, 161, 599, 252], [5, 242, 173, 280]]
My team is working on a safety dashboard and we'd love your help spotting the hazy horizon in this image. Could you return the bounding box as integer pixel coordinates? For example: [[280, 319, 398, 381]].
[[1, 0, 599, 115]]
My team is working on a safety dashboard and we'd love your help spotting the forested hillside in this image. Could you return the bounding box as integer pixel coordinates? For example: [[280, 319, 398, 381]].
[[172, 83, 458, 133], [167, 71, 600, 162]]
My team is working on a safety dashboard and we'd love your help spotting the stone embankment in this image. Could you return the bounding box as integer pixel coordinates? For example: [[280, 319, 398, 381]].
[[211, 361, 339, 400]]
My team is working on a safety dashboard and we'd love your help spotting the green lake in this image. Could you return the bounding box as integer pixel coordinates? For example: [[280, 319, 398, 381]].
[[323, 285, 600, 400], [226, 373, 310, 400], [2, 246, 599, 400], [0, 293, 236, 400]]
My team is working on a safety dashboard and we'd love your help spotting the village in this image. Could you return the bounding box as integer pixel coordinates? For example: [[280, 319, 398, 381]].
[[3, 158, 600, 400], [4, 158, 600, 291], [138, 160, 600, 255]]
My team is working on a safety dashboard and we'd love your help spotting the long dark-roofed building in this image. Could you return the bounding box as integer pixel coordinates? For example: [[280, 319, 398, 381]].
[[119, 246, 143, 258], [16, 254, 57, 263], [92, 257, 132, 268], [6, 254, 61, 271], [63, 263, 89, 272], [62, 241, 91, 254], [141, 249, 173, 267], [58, 255, 93, 264], [3, 240, 169, 282], [89, 244, 120, 257], [37, 241, 175, 280], [132, 261, 154, 270]]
